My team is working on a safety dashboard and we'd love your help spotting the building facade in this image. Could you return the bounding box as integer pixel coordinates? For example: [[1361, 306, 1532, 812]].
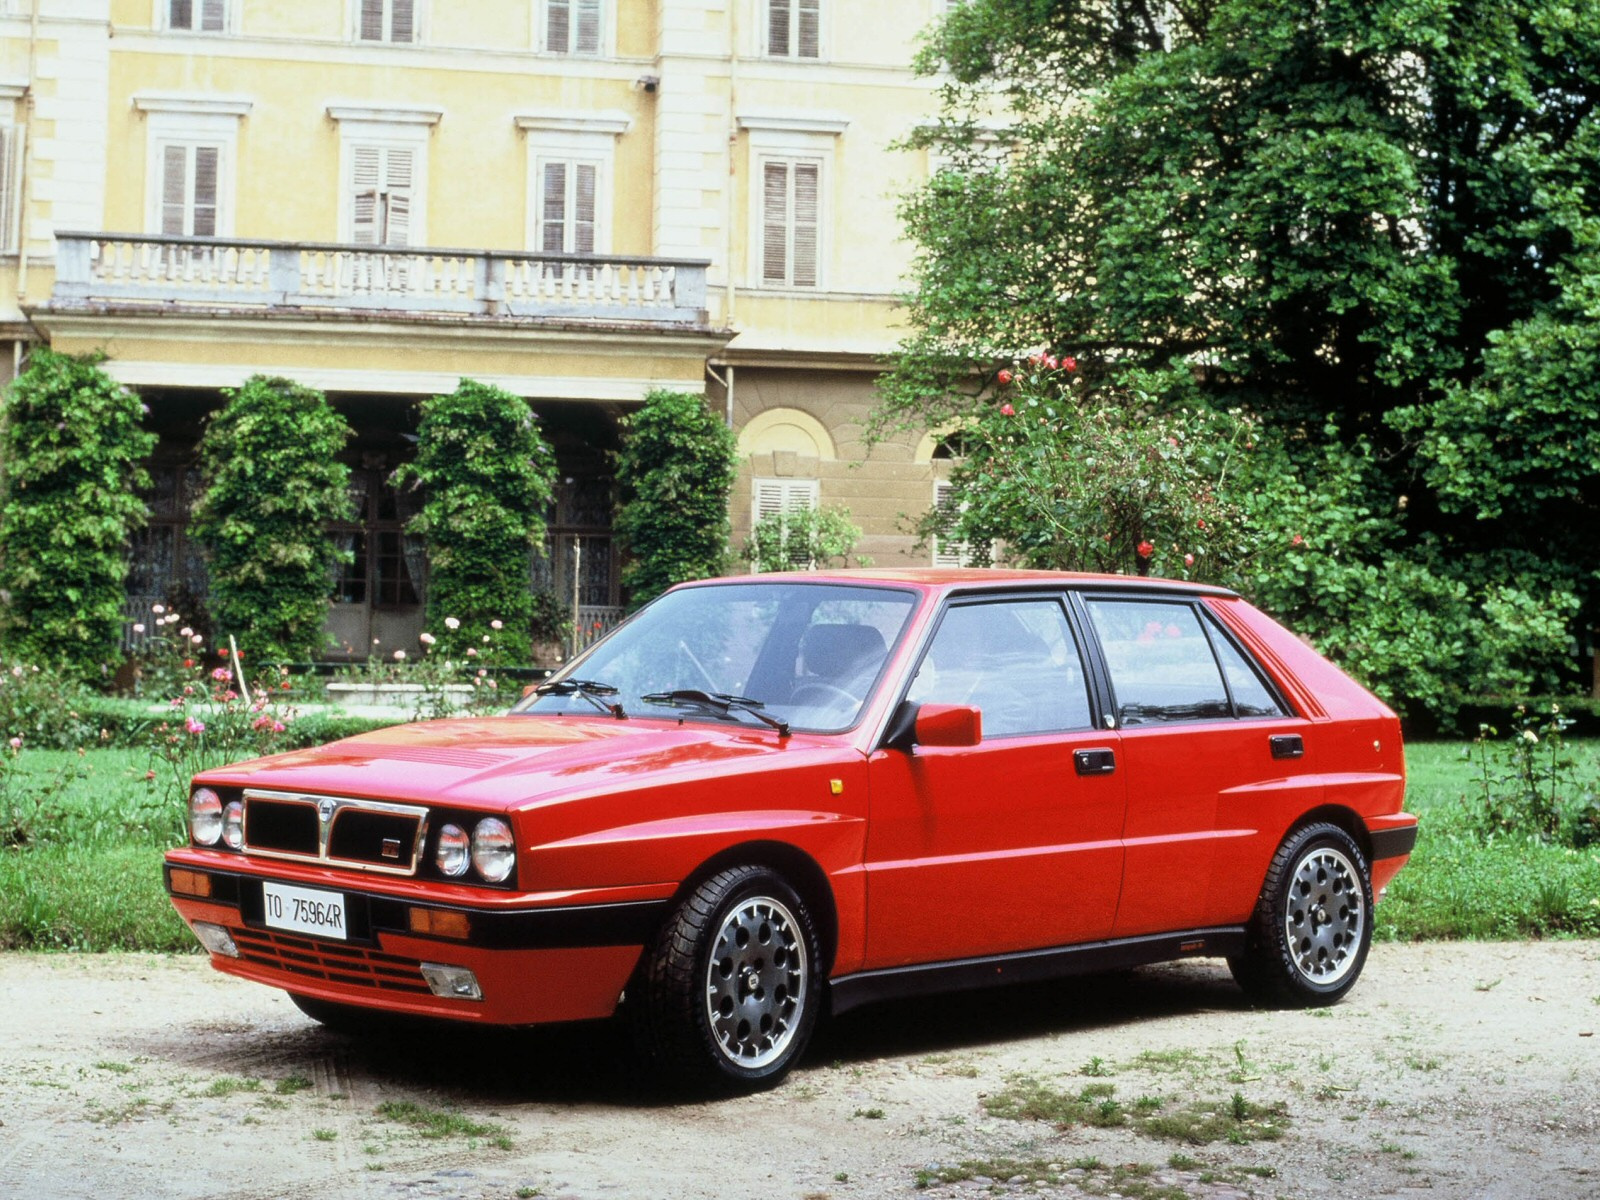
[[1, 0, 962, 660]]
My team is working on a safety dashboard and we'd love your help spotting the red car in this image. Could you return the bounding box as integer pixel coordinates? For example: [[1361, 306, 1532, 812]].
[[165, 570, 1415, 1091]]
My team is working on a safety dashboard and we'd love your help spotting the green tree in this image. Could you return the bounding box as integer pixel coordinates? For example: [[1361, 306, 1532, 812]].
[[884, 0, 1599, 715], [0, 349, 156, 677], [395, 379, 557, 661], [743, 505, 865, 574], [614, 389, 737, 607], [189, 376, 354, 664]]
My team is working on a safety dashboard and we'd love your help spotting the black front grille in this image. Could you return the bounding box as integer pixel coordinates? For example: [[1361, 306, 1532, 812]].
[[242, 791, 426, 875], [330, 809, 420, 866], [246, 797, 319, 854]]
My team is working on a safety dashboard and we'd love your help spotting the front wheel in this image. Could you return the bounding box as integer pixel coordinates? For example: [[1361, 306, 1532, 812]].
[[1229, 823, 1373, 1007], [629, 865, 821, 1093]]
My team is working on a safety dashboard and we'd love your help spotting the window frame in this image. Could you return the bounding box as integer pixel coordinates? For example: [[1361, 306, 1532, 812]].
[[140, 106, 243, 239], [352, 0, 422, 44], [162, 0, 232, 33], [515, 115, 626, 255], [330, 112, 436, 246], [764, 0, 823, 60], [540, 0, 606, 56]]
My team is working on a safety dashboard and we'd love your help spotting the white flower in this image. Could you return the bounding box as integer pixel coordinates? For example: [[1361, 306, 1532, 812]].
[[490, 619, 503, 631], [190, 634, 204, 645], [1522, 730, 1539, 744], [445, 616, 461, 630], [393, 649, 407, 661], [482, 634, 491, 643], [419, 632, 437, 645], [152, 604, 165, 615], [180, 626, 194, 638], [133, 623, 146, 634], [466, 647, 477, 657]]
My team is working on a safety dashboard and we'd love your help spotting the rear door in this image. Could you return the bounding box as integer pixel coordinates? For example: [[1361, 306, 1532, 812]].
[[863, 594, 1127, 968], [1075, 593, 1320, 937]]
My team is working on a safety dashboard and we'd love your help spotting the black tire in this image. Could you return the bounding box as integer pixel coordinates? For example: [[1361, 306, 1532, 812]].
[[1229, 822, 1373, 1007], [629, 865, 821, 1093]]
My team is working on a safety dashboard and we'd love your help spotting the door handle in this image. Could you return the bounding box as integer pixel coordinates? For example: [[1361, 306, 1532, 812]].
[[1074, 747, 1116, 776], [1270, 734, 1305, 760]]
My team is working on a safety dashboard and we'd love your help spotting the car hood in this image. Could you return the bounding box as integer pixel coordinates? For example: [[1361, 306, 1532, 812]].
[[196, 715, 844, 810]]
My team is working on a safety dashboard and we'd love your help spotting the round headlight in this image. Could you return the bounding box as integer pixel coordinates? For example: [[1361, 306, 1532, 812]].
[[222, 800, 245, 850], [190, 788, 223, 846], [470, 818, 515, 883], [435, 823, 469, 877]]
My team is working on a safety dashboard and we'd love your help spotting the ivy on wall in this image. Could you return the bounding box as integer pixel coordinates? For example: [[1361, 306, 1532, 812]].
[[395, 379, 557, 662], [614, 389, 738, 608], [189, 375, 354, 663], [0, 349, 157, 677]]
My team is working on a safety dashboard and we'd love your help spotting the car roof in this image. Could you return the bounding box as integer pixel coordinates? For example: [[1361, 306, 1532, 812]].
[[680, 568, 1238, 599]]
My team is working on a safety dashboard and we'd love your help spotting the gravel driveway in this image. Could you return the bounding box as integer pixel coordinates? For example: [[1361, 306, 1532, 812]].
[[1, 942, 1596, 1199]]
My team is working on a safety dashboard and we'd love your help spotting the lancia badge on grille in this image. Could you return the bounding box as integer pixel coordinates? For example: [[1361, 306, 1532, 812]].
[[318, 798, 336, 823]]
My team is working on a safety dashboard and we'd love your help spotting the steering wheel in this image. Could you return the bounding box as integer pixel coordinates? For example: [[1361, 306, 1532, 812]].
[[789, 682, 859, 710]]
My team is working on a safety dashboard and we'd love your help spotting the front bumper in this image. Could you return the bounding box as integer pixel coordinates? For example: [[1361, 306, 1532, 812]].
[[164, 852, 670, 1026]]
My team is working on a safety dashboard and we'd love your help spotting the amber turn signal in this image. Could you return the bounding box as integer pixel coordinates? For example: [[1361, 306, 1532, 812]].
[[169, 868, 212, 898], [407, 907, 470, 940]]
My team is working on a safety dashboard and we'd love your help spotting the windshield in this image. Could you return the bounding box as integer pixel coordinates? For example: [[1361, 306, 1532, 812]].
[[514, 581, 919, 732]]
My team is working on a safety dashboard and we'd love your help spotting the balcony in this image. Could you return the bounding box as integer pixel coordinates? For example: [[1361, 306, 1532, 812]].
[[51, 233, 711, 328]]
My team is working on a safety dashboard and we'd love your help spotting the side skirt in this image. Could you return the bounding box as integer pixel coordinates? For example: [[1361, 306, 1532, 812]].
[[828, 927, 1249, 1017]]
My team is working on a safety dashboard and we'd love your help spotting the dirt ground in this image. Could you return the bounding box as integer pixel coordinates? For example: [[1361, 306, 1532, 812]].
[[1, 941, 1596, 1200]]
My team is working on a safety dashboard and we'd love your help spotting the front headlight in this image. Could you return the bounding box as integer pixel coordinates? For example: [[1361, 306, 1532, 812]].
[[435, 823, 469, 877], [470, 818, 515, 883], [222, 800, 245, 850], [190, 788, 223, 846]]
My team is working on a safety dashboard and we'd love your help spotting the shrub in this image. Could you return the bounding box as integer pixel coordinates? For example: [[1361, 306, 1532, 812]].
[[614, 389, 738, 607], [0, 349, 156, 678], [744, 505, 866, 572], [394, 379, 557, 661], [189, 376, 354, 664]]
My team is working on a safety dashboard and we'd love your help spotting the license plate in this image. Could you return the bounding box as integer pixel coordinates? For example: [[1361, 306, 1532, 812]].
[[261, 881, 348, 941]]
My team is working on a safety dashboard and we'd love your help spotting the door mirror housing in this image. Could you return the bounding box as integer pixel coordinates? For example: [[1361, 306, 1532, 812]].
[[883, 700, 983, 750]]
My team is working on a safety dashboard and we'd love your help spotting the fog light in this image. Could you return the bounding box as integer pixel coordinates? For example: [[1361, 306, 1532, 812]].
[[192, 921, 239, 958], [419, 962, 482, 1001]]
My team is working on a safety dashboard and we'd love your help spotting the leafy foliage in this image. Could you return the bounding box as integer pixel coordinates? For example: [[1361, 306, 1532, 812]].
[[885, 0, 1600, 718], [744, 506, 865, 573], [189, 376, 354, 664], [0, 349, 156, 677], [929, 357, 1258, 582], [395, 379, 557, 661], [613, 389, 737, 607]]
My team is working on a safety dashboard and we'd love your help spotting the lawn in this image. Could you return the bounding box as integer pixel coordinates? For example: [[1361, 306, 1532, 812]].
[[2, 736, 1597, 952]]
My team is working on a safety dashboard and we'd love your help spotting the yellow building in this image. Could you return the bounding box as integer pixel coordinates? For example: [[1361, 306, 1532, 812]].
[[2, 0, 961, 658]]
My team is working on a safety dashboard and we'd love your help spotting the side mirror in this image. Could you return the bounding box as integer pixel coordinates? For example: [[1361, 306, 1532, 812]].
[[916, 703, 983, 747], [883, 700, 982, 750]]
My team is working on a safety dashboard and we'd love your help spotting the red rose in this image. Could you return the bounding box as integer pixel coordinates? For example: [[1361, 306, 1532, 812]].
[[1137, 540, 1154, 558], [1063, 356, 1077, 372], [997, 368, 1013, 385], [1000, 403, 1015, 417], [1197, 518, 1206, 530], [1184, 553, 1195, 566], [1292, 533, 1304, 546]]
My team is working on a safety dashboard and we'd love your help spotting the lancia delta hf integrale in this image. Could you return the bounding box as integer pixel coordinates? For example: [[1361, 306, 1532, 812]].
[[165, 571, 1416, 1090]]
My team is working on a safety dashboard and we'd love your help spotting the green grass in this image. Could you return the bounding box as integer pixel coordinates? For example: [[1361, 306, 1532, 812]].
[[3, 737, 1597, 952], [1376, 740, 1600, 940]]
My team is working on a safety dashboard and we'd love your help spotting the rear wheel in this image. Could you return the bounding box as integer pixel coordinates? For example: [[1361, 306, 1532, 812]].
[[629, 865, 821, 1093], [1229, 823, 1373, 1006]]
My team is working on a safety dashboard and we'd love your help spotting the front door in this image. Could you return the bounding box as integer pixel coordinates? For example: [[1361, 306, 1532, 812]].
[[864, 595, 1127, 969], [328, 455, 426, 658]]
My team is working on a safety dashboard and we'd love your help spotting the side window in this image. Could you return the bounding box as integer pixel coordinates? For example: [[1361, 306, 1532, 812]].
[[1209, 622, 1288, 718], [1084, 598, 1232, 725], [906, 599, 1092, 738]]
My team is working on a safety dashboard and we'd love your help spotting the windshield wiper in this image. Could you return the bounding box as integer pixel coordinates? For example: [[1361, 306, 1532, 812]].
[[534, 678, 627, 720], [641, 690, 790, 738]]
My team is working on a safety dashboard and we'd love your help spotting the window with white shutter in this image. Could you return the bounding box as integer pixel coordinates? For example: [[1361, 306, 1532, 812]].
[[767, 0, 821, 58], [931, 481, 974, 568], [348, 145, 414, 246], [546, 0, 602, 54], [537, 159, 599, 254], [761, 158, 821, 289], [752, 478, 820, 568], [167, 0, 228, 31], [158, 144, 221, 237], [356, 0, 417, 43]]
